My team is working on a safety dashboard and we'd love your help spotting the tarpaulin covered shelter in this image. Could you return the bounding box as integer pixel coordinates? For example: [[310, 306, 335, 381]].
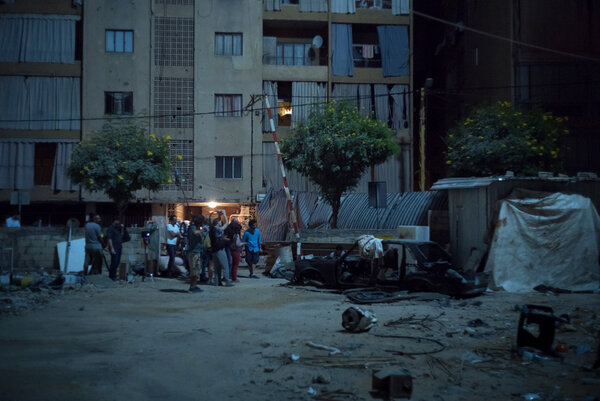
[[485, 190, 600, 292]]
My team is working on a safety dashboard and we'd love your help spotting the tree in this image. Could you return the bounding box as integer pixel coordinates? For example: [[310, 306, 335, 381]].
[[68, 119, 172, 217], [445, 102, 568, 177], [280, 101, 398, 228]]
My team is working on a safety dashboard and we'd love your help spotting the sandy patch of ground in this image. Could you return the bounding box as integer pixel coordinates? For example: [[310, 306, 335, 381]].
[[1, 270, 599, 401]]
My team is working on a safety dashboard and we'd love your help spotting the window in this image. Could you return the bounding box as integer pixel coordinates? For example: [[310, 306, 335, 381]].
[[105, 92, 133, 115], [276, 43, 311, 65], [106, 30, 133, 53], [153, 77, 194, 128], [34, 143, 56, 186], [156, 0, 193, 4], [215, 156, 242, 179], [214, 94, 242, 117], [155, 17, 194, 66], [215, 33, 243, 56], [163, 140, 193, 191]]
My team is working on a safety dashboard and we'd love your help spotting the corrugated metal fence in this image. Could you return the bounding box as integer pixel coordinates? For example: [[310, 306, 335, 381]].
[[258, 189, 448, 241]]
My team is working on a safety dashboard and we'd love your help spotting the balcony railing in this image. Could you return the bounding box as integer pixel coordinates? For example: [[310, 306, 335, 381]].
[[353, 44, 381, 68], [263, 55, 328, 66], [355, 0, 392, 9], [273, 0, 392, 10]]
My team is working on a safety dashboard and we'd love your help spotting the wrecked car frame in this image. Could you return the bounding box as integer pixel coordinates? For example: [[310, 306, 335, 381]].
[[294, 239, 488, 297]]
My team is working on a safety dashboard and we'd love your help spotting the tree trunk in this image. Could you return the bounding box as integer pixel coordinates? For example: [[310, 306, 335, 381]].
[[117, 202, 128, 222], [330, 197, 341, 229]]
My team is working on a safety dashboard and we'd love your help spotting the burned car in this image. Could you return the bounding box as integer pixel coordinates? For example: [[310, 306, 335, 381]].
[[294, 239, 488, 297]]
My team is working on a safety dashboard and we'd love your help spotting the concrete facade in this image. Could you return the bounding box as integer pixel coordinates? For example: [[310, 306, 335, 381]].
[[0, 0, 82, 221], [426, 0, 600, 180], [2, 0, 414, 226]]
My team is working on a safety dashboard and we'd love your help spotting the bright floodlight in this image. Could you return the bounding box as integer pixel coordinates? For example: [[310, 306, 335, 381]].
[[208, 202, 217, 209]]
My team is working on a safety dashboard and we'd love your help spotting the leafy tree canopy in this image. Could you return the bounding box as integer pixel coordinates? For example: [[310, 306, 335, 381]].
[[445, 102, 568, 177], [281, 100, 398, 227], [68, 119, 172, 212]]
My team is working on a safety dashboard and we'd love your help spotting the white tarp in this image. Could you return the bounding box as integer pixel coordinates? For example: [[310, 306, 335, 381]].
[[486, 192, 600, 292]]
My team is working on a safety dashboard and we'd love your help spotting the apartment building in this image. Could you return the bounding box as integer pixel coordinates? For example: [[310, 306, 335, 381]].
[[425, 0, 600, 181], [261, 0, 413, 194], [1, 0, 413, 225], [0, 0, 83, 225]]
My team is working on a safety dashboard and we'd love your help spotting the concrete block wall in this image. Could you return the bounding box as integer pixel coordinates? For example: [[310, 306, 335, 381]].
[[0, 227, 148, 271]]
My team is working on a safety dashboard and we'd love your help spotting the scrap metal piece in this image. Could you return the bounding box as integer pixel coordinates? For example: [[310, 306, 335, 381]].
[[342, 306, 377, 332], [372, 367, 413, 399], [516, 304, 560, 355]]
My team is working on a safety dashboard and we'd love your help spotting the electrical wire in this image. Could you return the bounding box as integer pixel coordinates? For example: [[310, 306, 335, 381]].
[[0, 88, 416, 123], [412, 9, 600, 63]]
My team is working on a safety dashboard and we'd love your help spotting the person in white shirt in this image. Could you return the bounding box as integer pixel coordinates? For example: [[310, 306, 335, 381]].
[[5, 214, 20, 228], [166, 216, 181, 276]]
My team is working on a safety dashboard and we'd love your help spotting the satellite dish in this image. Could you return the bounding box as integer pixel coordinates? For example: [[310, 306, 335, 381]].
[[312, 35, 323, 49]]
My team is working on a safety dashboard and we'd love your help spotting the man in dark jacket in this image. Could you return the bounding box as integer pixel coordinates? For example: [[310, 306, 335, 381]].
[[106, 219, 130, 281]]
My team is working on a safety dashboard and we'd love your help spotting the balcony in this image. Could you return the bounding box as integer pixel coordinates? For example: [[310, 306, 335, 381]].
[[353, 44, 381, 68]]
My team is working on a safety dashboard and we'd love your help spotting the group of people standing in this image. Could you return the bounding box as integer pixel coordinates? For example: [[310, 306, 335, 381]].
[[83, 214, 130, 281], [167, 210, 262, 293]]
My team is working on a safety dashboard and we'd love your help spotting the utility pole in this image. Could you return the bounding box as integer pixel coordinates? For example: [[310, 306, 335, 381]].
[[419, 88, 426, 191], [244, 95, 262, 202], [419, 78, 433, 191]]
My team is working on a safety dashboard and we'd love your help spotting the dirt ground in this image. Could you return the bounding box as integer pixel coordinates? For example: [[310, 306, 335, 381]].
[[1, 269, 599, 401]]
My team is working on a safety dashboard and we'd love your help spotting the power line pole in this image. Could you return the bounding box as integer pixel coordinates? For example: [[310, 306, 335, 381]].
[[244, 95, 262, 202]]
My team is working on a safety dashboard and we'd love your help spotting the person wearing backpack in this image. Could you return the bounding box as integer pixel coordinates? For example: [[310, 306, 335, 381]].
[[187, 215, 206, 293]]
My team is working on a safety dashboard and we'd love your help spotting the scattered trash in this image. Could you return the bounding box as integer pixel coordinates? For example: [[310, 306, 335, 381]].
[[460, 351, 484, 364], [312, 375, 330, 384], [307, 387, 317, 395], [559, 323, 577, 332], [517, 348, 552, 362], [342, 306, 377, 332], [555, 344, 569, 353], [345, 288, 415, 304], [385, 312, 446, 331], [468, 318, 489, 328], [516, 304, 563, 355], [464, 327, 477, 336], [371, 367, 413, 399], [306, 341, 341, 356], [291, 354, 300, 361], [521, 393, 541, 400]]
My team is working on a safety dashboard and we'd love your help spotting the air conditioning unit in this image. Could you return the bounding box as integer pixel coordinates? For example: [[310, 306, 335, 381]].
[[256, 193, 266, 202]]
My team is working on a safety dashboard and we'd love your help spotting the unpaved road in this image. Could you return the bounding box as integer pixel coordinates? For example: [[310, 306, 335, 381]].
[[1, 271, 599, 401]]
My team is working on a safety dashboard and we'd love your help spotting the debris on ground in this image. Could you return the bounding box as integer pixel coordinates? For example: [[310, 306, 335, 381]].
[[342, 306, 377, 332]]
